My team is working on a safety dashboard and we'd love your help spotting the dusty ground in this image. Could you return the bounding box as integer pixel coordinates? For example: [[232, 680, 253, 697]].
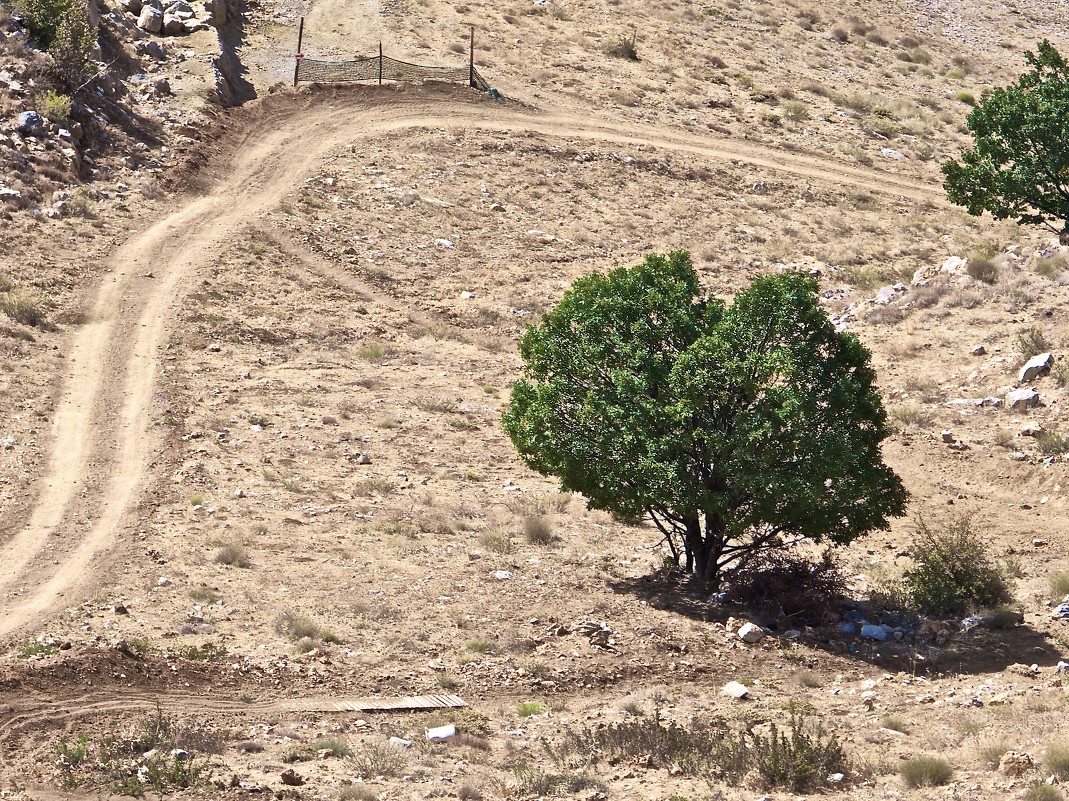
[[1, 0, 1069, 799]]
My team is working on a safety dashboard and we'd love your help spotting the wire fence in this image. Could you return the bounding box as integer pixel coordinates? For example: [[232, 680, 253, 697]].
[[295, 54, 491, 91]]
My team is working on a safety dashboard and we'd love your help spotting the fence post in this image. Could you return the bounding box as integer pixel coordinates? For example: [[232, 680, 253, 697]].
[[293, 17, 304, 88], [469, 26, 475, 87], [379, 41, 383, 85]]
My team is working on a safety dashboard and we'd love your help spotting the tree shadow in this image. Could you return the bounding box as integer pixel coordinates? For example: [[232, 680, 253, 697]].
[[608, 570, 1066, 676]]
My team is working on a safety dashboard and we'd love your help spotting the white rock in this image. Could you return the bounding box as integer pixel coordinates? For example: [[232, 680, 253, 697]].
[[434, 238, 455, 249], [137, 6, 163, 32], [1019, 353, 1053, 382], [1006, 388, 1040, 411], [971, 345, 986, 356], [492, 570, 513, 581], [881, 148, 907, 160], [720, 680, 750, 699], [738, 622, 765, 643], [941, 256, 967, 275]]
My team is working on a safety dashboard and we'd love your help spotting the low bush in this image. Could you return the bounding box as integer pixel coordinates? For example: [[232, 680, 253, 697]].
[[605, 31, 639, 61], [1016, 326, 1051, 358], [348, 742, 407, 777], [900, 755, 953, 787], [1025, 784, 1066, 801], [966, 258, 999, 284], [1047, 742, 1069, 780], [0, 291, 49, 328], [522, 514, 554, 545], [1050, 571, 1069, 598], [902, 517, 1011, 614]]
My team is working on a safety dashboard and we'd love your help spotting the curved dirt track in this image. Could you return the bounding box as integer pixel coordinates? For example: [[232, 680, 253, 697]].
[[0, 85, 945, 643]]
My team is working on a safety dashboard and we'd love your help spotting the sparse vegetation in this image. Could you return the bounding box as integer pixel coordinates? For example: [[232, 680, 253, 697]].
[[966, 257, 999, 284], [214, 540, 250, 567]]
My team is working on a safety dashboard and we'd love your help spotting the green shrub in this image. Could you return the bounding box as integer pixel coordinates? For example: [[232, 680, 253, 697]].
[[955, 91, 977, 105], [900, 755, 953, 787], [517, 701, 544, 717], [902, 517, 1011, 614], [39, 89, 72, 123], [1035, 431, 1069, 456], [976, 738, 1009, 769], [749, 714, 848, 793], [348, 742, 407, 777]]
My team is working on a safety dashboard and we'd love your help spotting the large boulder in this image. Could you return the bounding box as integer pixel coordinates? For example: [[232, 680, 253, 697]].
[[16, 111, 45, 135], [137, 5, 163, 32], [162, 13, 184, 34]]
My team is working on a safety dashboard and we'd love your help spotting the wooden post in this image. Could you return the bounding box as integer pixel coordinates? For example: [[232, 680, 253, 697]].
[[468, 26, 475, 87], [378, 41, 383, 85], [293, 17, 304, 87]]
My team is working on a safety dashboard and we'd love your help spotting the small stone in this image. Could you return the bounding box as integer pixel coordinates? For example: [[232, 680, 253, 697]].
[[492, 570, 513, 581], [720, 680, 750, 699], [971, 345, 986, 356], [737, 622, 765, 643], [16, 111, 45, 135], [1, 437, 17, 450], [321, 415, 338, 426], [157, 577, 173, 586], [881, 147, 907, 160], [459, 291, 475, 299], [941, 430, 955, 443], [207, 343, 222, 352], [434, 238, 455, 249], [234, 489, 245, 498], [354, 453, 371, 465], [389, 736, 413, 748], [114, 603, 129, 615]]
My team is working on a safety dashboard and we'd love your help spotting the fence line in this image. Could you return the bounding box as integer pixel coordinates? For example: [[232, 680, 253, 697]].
[[293, 21, 492, 93]]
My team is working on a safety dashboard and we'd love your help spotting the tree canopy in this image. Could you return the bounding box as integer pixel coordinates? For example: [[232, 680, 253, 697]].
[[502, 252, 907, 585], [942, 40, 1069, 237]]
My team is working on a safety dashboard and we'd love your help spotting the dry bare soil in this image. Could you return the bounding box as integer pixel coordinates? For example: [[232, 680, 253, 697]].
[[2, 0, 1069, 799]]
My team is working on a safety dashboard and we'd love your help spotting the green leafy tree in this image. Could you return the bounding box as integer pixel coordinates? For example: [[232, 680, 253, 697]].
[[48, 5, 96, 93], [503, 253, 906, 585], [942, 40, 1069, 237], [12, 0, 96, 92]]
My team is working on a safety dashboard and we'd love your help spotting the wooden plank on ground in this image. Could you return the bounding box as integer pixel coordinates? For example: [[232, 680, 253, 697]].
[[286, 695, 467, 713]]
